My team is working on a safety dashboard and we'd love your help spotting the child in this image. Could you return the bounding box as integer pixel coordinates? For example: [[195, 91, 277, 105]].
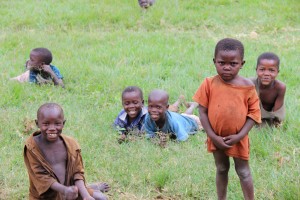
[[250, 52, 286, 127], [144, 89, 201, 142], [138, 0, 155, 8], [114, 86, 147, 142], [11, 48, 64, 88], [24, 103, 109, 200], [193, 38, 261, 200]]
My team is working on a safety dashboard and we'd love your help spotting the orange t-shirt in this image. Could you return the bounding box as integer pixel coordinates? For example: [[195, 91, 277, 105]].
[[193, 75, 261, 160]]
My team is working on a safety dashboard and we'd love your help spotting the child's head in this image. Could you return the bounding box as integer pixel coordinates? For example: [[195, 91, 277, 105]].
[[27, 48, 53, 71], [213, 38, 245, 82], [122, 86, 144, 121], [256, 52, 280, 86], [148, 89, 169, 122], [35, 103, 65, 142]]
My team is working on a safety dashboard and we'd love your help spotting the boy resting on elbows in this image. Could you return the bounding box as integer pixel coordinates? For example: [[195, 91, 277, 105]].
[[11, 47, 64, 88], [24, 103, 109, 200], [113, 86, 148, 143], [250, 52, 286, 127], [193, 38, 261, 200], [144, 89, 201, 142]]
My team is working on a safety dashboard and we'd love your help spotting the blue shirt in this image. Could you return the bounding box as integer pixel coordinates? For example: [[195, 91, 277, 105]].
[[29, 65, 63, 83], [113, 107, 148, 134], [144, 111, 198, 141]]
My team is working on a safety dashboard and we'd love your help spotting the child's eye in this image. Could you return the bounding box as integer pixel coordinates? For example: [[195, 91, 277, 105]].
[[218, 61, 225, 65], [230, 62, 238, 67]]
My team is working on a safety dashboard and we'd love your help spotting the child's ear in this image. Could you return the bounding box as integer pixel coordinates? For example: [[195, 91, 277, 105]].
[[213, 58, 216, 64], [241, 60, 245, 68], [142, 100, 144, 105], [166, 104, 169, 109], [63, 120, 66, 125]]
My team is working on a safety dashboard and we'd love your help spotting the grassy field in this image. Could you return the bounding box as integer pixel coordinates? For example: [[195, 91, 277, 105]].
[[0, 0, 299, 199]]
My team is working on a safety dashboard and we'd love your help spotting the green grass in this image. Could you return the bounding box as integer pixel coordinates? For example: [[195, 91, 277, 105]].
[[0, 0, 299, 199]]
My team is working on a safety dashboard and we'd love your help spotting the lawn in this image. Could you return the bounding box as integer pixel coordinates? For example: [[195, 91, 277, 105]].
[[0, 0, 299, 199]]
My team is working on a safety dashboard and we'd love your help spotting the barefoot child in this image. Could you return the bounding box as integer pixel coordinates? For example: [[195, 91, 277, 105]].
[[113, 86, 147, 142], [250, 52, 286, 127], [193, 38, 261, 200], [24, 103, 108, 200], [144, 89, 201, 142], [11, 48, 64, 88]]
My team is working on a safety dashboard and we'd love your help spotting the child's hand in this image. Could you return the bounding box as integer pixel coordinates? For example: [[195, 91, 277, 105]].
[[213, 136, 232, 150], [41, 64, 52, 74], [63, 186, 78, 200], [223, 135, 240, 146]]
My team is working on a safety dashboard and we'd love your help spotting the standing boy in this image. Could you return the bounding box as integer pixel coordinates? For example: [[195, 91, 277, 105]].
[[24, 103, 108, 200], [144, 89, 201, 142], [193, 38, 261, 200], [113, 86, 147, 142], [250, 52, 286, 127], [11, 48, 64, 88]]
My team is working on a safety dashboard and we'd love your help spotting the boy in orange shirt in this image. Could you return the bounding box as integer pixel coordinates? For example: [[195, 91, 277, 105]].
[[193, 38, 261, 200]]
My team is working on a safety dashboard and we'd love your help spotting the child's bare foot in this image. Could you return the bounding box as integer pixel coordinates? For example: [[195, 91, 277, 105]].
[[88, 182, 110, 193], [169, 95, 186, 112]]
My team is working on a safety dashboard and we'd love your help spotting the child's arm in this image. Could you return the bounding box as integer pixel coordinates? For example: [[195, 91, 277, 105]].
[[50, 182, 79, 199], [198, 105, 232, 150], [223, 117, 255, 146], [75, 180, 95, 200], [273, 82, 286, 112], [42, 65, 65, 88]]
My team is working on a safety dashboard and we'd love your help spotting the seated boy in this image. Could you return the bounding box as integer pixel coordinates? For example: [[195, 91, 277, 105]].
[[24, 103, 109, 200], [144, 89, 201, 142], [113, 86, 147, 142], [11, 47, 64, 88], [250, 52, 286, 127]]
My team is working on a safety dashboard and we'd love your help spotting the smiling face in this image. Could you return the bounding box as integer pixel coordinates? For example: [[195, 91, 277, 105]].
[[147, 90, 169, 124], [122, 91, 144, 121], [256, 59, 279, 86], [214, 50, 245, 82], [36, 106, 65, 143]]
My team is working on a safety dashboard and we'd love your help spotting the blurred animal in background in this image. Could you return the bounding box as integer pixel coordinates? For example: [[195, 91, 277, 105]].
[[138, 0, 155, 9]]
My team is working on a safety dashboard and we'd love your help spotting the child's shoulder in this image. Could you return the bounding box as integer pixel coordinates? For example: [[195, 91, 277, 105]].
[[274, 79, 286, 92], [238, 76, 255, 87]]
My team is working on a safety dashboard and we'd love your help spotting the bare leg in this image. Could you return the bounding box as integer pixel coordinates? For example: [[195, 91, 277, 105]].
[[233, 157, 254, 200], [92, 191, 108, 200], [213, 151, 230, 200], [183, 102, 199, 115], [168, 95, 185, 112]]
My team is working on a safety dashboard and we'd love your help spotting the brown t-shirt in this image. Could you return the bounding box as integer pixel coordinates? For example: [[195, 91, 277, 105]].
[[24, 131, 88, 200], [193, 75, 261, 160]]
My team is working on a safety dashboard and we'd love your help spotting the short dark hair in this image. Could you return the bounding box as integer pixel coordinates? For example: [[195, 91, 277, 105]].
[[37, 103, 63, 119], [122, 86, 143, 100], [215, 38, 244, 59], [31, 48, 53, 65], [257, 52, 280, 69]]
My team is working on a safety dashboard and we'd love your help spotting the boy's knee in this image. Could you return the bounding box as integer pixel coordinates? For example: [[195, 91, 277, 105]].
[[216, 164, 230, 174], [235, 167, 251, 180]]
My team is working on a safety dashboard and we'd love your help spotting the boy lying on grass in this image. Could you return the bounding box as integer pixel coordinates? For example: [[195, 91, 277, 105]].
[[11, 47, 64, 88], [113, 86, 148, 143], [144, 89, 202, 142], [24, 103, 109, 200], [250, 52, 286, 128]]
